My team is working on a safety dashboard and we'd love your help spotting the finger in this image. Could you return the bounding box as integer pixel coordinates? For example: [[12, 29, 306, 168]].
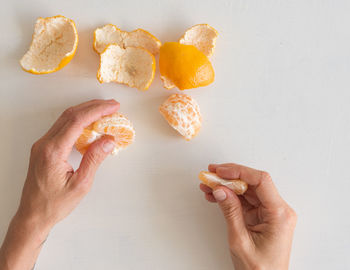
[[69, 136, 115, 192], [47, 99, 119, 158], [244, 208, 260, 226], [208, 164, 218, 173], [46, 99, 117, 137], [212, 186, 250, 242], [242, 188, 260, 207], [200, 183, 213, 194], [205, 193, 217, 203], [215, 164, 283, 208]]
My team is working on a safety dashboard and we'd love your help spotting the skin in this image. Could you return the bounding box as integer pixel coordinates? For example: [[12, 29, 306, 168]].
[[0, 99, 296, 270], [199, 164, 297, 270], [0, 99, 120, 270]]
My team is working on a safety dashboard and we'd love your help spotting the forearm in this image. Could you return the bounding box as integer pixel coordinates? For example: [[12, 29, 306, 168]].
[[0, 211, 51, 270]]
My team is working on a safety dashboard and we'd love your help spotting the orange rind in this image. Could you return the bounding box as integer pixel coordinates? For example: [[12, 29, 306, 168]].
[[159, 42, 214, 90], [161, 24, 218, 89], [20, 15, 78, 74], [97, 44, 155, 90], [179, 24, 218, 57], [199, 171, 248, 195], [75, 113, 135, 155], [159, 94, 202, 140], [93, 24, 161, 55]]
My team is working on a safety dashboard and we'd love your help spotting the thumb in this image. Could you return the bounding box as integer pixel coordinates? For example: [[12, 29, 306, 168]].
[[71, 136, 115, 189], [213, 187, 249, 243]]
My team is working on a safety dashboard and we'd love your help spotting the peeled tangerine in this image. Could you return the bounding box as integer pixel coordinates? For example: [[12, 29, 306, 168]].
[[159, 42, 214, 90], [75, 113, 135, 155], [20, 15, 78, 74], [93, 24, 161, 55], [97, 44, 155, 90], [159, 94, 202, 140], [161, 24, 218, 89], [199, 171, 248, 195]]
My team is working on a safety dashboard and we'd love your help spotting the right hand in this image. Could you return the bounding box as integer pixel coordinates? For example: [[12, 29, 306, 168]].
[[200, 163, 297, 270]]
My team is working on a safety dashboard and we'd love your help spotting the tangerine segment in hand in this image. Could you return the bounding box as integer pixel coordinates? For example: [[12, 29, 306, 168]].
[[20, 15, 78, 74], [179, 24, 218, 57], [159, 42, 214, 90], [97, 44, 155, 90], [75, 113, 135, 155], [159, 94, 202, 141], [93, 24, 161, 55], [199, 171, 248, 195]]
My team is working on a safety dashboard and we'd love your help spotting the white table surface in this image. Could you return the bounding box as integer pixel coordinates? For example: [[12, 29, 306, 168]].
[[1, 0, 349, 269]]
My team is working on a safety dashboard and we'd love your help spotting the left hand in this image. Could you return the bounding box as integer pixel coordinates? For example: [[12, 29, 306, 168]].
[[0, 99, 119, 270]]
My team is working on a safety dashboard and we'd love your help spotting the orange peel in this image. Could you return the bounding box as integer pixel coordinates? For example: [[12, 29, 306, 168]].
[[20, 15, 78, 74], [97, 44, 155, 90], [179, 24, 218, 57], [161, 24, 218, 89], [159, 42, 214, 90], [199, 171, 248, 195], [75, 113, 135, 155], [93, 24, 161, 55], [159, 94, 202, 140]]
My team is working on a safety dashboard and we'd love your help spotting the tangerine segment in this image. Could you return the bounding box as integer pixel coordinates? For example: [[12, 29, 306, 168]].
[[75, 113, 135, 155], [179, 24, 218, 57], [159, 42, 214, 90], [94, 24, 161, 55], [97, 44, 155, 90], [199, 171, 248, 195], [159, 94, 202, 140], [20, 15, 78, 74]]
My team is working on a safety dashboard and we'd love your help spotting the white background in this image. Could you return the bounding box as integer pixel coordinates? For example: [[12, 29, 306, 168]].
[[0, 0, 349, 269]]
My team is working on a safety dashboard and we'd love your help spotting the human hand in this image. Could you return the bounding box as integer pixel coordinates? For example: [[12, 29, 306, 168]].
[[199, 163, 297, 270], [0, 99, 119, 270]]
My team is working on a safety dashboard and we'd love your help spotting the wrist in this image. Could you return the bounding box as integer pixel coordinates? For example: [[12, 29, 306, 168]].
[[13, 209, 52, 245]]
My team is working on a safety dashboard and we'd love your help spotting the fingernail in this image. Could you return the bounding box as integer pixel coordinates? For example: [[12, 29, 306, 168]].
[[103, 140, 115, 153], [213, 189, 227, 202]]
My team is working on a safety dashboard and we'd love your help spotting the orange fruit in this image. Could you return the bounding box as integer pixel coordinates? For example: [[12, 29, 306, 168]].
[[20, 15, 78, 74], [159, 94, 202, 140], [97, 44, 155, 90], [75, 113, 135, 155], [199, 171, 248, 195], [159, 42, 214, 90], [179, 24, 218, 58], [93, 24, 161, 55]]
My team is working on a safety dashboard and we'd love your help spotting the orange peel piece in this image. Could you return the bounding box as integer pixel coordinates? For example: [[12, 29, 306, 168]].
[[75, 113, 135, 155], [93, 24, 161, 55], [20, 15, 78, 74], [97, 44, 155, 90], [159, 94, 202, 140], [179, 24, 218, 57], [199, 171, 248, 195], [159, 42, 214, 90]]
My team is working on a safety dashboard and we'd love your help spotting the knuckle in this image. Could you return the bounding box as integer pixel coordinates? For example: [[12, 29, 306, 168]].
[[41, 141, 56, 159], [85, 152, 100, 167], [222, 203, 241, 221], [30, 140, 41, 155], [286, 207, 298, 224], [274, 205, 297, 226], [260, 171, 272, 182], [62, 107, 75, 118]]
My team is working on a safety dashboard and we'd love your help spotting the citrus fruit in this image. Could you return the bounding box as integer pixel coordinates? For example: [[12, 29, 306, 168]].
[[159, 94, 202, 140], [159, 42, 214, 90], [93, 24, 161, 55], [179, 24, 218, 57], [20, 15, 78, 74], [97, 44, 155, 90], [75, 113, 135, 155], [199, 171, 248, 195]]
